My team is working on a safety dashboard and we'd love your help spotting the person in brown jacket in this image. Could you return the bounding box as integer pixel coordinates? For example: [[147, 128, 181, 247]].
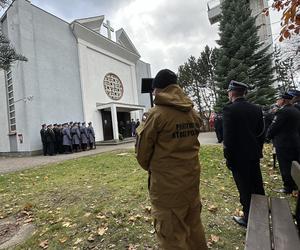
[[136, 69, 207, 250]]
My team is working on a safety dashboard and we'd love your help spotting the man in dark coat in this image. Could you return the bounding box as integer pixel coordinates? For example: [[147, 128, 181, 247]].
[[40, 124, 47, 156], [267, 92, 300, 194], [71, 123, 81, 152], [87, 122, 96, 149], [223, 80, 265, 227], [80, 122, 89, 151], [53, 124, 61, 154], [131, 119, 136, 137], [62, 123, 72, 153], [45, 124, 56, 156], [214, 112, 223, 143], [288, 89, 300, 112]]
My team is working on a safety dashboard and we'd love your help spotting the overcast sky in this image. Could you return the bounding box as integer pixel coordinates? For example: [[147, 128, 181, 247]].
[[5, 0, 282, 75]]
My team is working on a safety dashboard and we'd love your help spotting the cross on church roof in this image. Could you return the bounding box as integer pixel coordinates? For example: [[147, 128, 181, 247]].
[[103, 20, 114, 40]]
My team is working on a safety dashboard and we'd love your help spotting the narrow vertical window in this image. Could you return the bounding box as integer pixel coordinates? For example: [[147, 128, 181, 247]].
[[6, 70, 16, 133]]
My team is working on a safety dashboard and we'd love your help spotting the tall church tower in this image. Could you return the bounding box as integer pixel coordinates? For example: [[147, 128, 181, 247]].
[[207, 0, 273, 48]]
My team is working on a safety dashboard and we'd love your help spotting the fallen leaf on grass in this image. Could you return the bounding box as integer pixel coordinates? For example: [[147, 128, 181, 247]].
[[96, 214, 106, 219], [24, 218, 34, 223], [116, 153, 129, 156], [59, 237, 68, 244], [210, 234, 220, 243], [145, 206, 151, 213], [208, 205, 218, 213], [87, 234, 95, 242], [127, 244, 137, 250], [62, 222, 71, 227], [39, 240, 49, 249], [73, 238, 83, 245], [84, 212, 91, 217], [97, 227, 108, 236]]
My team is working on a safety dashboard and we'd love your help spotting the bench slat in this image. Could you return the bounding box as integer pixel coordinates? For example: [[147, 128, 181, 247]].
[[245, 194, 271, 250], [291, 161, 300, 189], [271, 197, 300, 250]]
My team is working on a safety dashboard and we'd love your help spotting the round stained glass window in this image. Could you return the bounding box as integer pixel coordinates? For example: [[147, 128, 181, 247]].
[[103, 73, 124, 101]]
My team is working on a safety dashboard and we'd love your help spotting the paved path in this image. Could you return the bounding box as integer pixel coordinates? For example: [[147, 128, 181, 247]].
[[0, 143, 134, 175], [0, 132, 219, 175], [199, 131, 219, 145]]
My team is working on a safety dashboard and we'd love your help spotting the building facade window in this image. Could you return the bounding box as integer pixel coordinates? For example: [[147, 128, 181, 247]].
[[5, 70, 16, 133]]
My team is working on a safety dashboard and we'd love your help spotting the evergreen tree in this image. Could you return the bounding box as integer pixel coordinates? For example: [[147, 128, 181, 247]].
[[274, 45, 296, 92], [178, 46, 218, 129], [215, 0, 276, 109], [0, 0, 27, 70]]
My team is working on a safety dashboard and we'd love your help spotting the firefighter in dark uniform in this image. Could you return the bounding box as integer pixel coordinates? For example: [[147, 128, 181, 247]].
[[288, 89, 300, 227], [136, 69, 207, 249], [45, 124, 56, 156], [214, 112, 223, 143], [267, 92, 300, 194], [223, 80, 265, 227], [288, 89, 300, 111], [40, 124, 47, 156]]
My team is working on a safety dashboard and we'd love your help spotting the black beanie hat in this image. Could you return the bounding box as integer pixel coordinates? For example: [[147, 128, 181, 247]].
[[152, 69, 177, 89]]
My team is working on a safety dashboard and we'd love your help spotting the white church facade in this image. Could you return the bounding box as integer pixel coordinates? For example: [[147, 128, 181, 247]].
[[0, 0, 152, 155]]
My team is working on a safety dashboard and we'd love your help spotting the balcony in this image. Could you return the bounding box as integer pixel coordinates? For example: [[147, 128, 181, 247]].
[[207, 0, 222, 24]]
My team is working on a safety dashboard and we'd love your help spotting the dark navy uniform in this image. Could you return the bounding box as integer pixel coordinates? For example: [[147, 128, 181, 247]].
[[40, 124, 47, 156], [288, 89, 300, 225], [223, 81, 265, 224], [214, 113, 223, 143], [267, 94, 300, 193], [45, 125, 56, 156]]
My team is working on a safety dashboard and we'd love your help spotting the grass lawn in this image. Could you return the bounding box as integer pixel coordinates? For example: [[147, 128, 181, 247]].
[[0, 145, 297, 249]]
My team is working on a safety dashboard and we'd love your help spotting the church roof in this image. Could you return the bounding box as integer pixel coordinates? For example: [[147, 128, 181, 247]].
[[74, 15, 105, 33], [71, 21, 141, 63], [116, 28, 140, 57], [71, 16, 140, 58]]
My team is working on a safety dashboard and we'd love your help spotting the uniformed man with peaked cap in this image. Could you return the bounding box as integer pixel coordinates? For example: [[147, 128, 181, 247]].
[[288, 89, 300, 111], [267, 92, 300, 194], [223, 80, 265, 227]]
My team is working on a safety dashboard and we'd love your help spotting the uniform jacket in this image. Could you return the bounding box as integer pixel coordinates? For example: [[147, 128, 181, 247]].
[[223, 98, 264, 162], [40, 129, 46, 144], [136, 84, 203, 208], [62, 127, 72, 146], [88, 126, 95, 143], [80, 126, 89, 144], [267, 104, 300, 148], [45, 128, 56, 143], [71, 126, 81, 145]]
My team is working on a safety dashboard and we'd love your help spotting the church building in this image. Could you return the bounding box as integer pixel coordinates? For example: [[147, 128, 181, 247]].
[[0, 0, 152, 155]]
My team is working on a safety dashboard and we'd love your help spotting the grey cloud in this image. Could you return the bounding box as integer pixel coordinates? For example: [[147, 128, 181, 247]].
[[31, 0, 133, 21], [149, 0, 215, 42]]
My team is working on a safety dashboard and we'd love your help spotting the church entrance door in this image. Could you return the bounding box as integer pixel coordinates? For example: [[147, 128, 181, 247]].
[[117, 112, 131, 138], [101, 111, 113, 141]]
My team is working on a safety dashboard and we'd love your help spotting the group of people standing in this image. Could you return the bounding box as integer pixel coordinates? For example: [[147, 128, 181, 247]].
[[118, 119, 140, 139], [222, 82, 300, 227], [40, 122, 96, 156], [135, 68, 300, 249]]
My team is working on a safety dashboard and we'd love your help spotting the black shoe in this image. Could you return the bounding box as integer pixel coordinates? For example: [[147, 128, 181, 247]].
[[233, 216, 247, 227], [274, 188, 292, 194]]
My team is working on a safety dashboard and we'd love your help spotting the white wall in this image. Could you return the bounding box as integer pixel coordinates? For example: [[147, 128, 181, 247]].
[[1, 0, 84, 152], [78, 41, 139, 141], [0, 70, 10, 152]]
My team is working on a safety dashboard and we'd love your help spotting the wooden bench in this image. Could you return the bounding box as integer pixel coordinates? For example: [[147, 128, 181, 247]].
[[245, 194, 300, 250], [291, 161, 300, 231]]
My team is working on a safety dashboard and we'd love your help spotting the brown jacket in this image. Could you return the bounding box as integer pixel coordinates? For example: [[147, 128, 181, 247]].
[[136, 84, 203, 208]]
